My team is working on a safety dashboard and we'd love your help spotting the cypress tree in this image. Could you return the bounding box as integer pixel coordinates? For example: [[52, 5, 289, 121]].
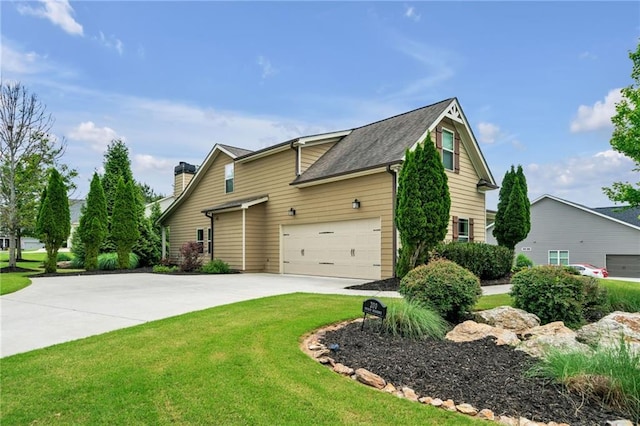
[[112, 177, 140, 269], [501, 176, 529, 250], [36, 169, 71, 273], [79, 173, 108, 270], [493, 166, 515, 247], [102, 139, 134, 218], [395, 134, 450, 277], [516, 165, 531, 235]]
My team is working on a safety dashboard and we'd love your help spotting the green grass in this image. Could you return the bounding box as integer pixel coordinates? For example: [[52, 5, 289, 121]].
[[474, 293, 513, 311], [601, 279, 640, 313], [527, 340, 640, 421], [1, 251, 82, 295], [382, 299, 449, 339], [0, 293, 481, 425]]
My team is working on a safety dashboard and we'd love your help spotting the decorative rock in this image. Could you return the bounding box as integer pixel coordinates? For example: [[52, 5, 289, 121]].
[[316, 356, 334, 365], [446, 320, 521, 346], [401, 386, 418, 401], [455, 403, 478, 416], [354, 368, 386, 389], [474, 306, 541, 334], [307, 342, 325, 351], [382, 383, 396, 393], [442, 399, 457, 411], [313, 348, 331, 358], [477, 408, 495, 420], [497, 416, 518, 425], [519, 419, 547, 426], [332, 363, 353, 375], [517, 321, 590, 358], [578, 312, 640, 354], [418, 396, 432, 404], [605, 420, 635, 426], [429, 398, 443, 407]]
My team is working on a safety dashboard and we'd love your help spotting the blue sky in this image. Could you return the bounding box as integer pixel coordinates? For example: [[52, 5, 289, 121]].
[[2, 1, 638, 209]]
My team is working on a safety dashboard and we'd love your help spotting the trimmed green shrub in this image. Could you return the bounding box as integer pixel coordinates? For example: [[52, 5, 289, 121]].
[[180, 241, 203, 272], [56, 252, 72, 261], [399, 259, 481, 323], [435, 242, 513, 280], [70, 229, 85, 268], [382, 300, 449, 340], [200, 259, 231, 274], [510, 266, 585, 328], [581, 276, 610, 322], [152, 264, 179, 273], [513, 253, 534, 272], [97, 252, 139, 270]]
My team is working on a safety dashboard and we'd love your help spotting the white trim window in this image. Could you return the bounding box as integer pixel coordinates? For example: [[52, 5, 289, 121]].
[[457, 218, 469, 242], [442, 128, 454, 171], [225, 163, 234, 193], [549, 250, 569, 266], [196, 228, 204, 254]]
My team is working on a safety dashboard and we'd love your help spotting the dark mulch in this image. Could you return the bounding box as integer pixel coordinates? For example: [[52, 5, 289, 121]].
[[346, 274, 513, 291], [321, 321, 629, 426], [0, 266, 37, 274]]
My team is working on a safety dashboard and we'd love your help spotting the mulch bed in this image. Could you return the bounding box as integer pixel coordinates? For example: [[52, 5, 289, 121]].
[[345, 274, 513, 291], [321, 321, 628, 425]]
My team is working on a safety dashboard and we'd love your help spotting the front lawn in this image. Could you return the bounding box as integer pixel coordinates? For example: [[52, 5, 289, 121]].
[[0, 293, 481, 425], [1, 251, 82, 295]]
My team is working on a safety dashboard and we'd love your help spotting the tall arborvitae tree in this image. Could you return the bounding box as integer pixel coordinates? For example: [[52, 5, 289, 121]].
[[395, 134, 451, 277], [492, 166, 515, 246], [111, 177, 140, 269], [78, 173, 108, 270], [102, 139, 134, 219], [36, 169, 70, 273], [500, 176, 529, 250], [516, 165, 531, 235]]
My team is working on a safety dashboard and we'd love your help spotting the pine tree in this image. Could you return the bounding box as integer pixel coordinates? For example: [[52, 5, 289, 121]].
[[111, 177, 140, 269], [516, 165, 531, 235], [395, 134, 451, 277], [79, 173, 108, 270], [36, 169, 71, 273]]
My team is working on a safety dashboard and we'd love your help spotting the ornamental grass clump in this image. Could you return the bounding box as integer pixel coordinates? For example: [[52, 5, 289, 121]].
[[382, 300, 449, 340], [528, 339, 640, 422], [97, 252, 139, 270], [399, 259, 481, 323]]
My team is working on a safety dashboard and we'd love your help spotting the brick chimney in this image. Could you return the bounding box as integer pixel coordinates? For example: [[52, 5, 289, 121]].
[[174, 161, 196, 197]]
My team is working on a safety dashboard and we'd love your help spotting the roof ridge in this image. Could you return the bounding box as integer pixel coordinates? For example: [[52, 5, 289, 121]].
[[352, 97, 455, 131]]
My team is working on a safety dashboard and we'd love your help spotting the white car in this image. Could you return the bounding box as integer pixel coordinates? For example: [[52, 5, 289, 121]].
[[568, 263, 609, 278]]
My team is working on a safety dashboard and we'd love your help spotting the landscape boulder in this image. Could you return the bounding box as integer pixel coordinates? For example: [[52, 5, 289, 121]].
[[354, 368, 386, 389], [445, 320, 520, 346], [516, 322, 590, 358], [473, 306, 540, 334], [577, 311, 640, 354]]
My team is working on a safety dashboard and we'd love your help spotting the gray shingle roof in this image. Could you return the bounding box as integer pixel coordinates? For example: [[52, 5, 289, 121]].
[[593, 206, 640, 227], [218, 144, 253, 157], [292, 98, 454, 184]]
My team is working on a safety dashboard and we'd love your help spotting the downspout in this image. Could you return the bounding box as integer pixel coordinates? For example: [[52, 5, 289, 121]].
[[205, 211, 214, 261], [290, 139, 299, 175], [386, 164, 397, 278]]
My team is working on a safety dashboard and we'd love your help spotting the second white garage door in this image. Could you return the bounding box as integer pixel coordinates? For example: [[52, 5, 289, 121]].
[[282, 217, 381, 280]]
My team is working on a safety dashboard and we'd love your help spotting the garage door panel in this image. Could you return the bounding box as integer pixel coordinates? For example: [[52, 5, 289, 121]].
[[282, 218, 381, 280], [606, 255, 640, 278]]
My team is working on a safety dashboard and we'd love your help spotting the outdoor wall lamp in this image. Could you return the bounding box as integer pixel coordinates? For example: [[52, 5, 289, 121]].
[[288, 207, 296, 216], [352, 199, 361, 209]]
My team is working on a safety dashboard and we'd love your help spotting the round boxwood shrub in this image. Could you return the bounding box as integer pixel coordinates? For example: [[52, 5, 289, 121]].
[[399, 259, 481, 323], [510, 265, 587, 328], [200, 259, 231, 274], [434, 242, 513, 280]]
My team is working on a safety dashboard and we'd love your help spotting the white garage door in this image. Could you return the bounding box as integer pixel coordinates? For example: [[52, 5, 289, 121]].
[[282, 217, 381, 280]]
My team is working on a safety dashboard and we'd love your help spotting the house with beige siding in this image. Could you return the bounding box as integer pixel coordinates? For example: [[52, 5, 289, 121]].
[[158, 98, 497, 280]]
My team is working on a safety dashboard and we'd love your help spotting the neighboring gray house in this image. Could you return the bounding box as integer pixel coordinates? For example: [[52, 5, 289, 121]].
[[67, 199, 85, 248], [486, 194, 640, 278]]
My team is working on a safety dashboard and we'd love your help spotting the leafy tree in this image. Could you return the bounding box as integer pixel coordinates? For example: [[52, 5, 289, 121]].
[[138, 182, 165, 203], [78, 173, 108, 270], [0, 82, 74, 269], [111, 177, 140, 269], [516, 165, 531, 235], [604, 42, 640, 208], [36, 169, 70, 273], [395, 134, 451, 277]]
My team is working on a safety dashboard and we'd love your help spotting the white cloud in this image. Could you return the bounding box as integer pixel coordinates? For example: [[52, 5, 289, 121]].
[[579, 51, 597, 60], [404, 5, 421, 22], [134, 154, 172, 172], [523, 149, 635, 207], [17, 0, 83, 36], [96, 31, 124, 55], [257, 55, 277, 79], [68, 121, 122, 152], [570, 89, 622, 133], [477, 122, 502, 144], [0, 41, 48, 75]]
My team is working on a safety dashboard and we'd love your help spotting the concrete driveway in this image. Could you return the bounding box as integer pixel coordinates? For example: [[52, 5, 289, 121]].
[[1, 273, 513, 358]]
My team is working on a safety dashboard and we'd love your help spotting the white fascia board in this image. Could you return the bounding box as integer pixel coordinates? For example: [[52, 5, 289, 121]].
[[235, 144, 291, 164], [293, 167, 387, 188], [295, 130, 352, 147], [241, 196, 269, 209]]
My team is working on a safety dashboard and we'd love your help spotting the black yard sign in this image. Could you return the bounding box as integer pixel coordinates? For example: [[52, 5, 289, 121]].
[[361, 298, 387, 331]]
